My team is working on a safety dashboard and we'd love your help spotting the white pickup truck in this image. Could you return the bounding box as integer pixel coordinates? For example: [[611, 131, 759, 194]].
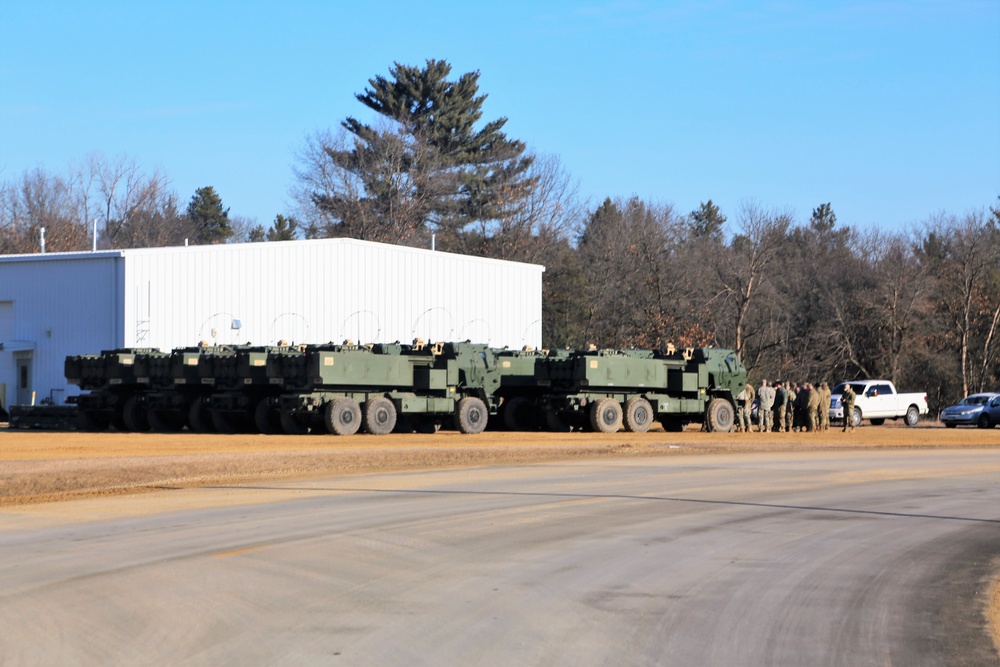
[[829, 380, 928, 427]]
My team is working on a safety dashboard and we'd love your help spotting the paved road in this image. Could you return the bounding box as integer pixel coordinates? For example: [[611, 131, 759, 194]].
[[1, 449, 998, 666]]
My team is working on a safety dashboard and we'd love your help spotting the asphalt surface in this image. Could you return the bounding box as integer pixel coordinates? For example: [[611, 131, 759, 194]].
[[1, 449, 998, 666]]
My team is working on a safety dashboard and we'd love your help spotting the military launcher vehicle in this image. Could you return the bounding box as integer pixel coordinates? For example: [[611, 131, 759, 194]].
[[495, 345, 745, 433], [65, 341, 745, 435], [268, 340, 500, 435], [65, 348, 171, 431]]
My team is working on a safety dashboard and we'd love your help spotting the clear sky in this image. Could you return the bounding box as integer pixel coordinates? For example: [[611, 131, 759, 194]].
[[2, 1, 998, 234]]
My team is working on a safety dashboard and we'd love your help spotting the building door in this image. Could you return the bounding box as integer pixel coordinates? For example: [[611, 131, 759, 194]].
[[15, 355, 32, 406]]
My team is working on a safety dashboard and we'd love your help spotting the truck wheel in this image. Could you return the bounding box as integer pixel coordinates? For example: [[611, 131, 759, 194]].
[[364, 397, 397, 435], [590, 398, 623, 433], [905, 406, 920, 427], [623, 397, 653, 433], [110, 406, 128, 432], [188, 397, 214, 433], [455, 397, 488, 434], [706, 398, 735, 432], [325, 398, 362, 435], [502, 396, 537, 431], [254, 399, 281, 434], [122, 395, 150, 432], [977, 413, 992, 429]]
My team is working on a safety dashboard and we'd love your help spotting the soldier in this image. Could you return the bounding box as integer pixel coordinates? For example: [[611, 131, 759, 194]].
[[805, 383, 820, 432], [737, 382, 755, 432], [818, 382, 832, 431], [785, 383, 797, 433], [757, 380, 775, 433], [842, 384, 856, 432], [773, 381, 788, 432]]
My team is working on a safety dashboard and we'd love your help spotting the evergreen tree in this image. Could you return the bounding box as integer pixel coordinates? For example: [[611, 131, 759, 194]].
[[266, 214, 299, 241], [809, 202, 837, 233], [186, 186, 232, 244], [314, 59, 534, 247], [688, 200, 726, 241]]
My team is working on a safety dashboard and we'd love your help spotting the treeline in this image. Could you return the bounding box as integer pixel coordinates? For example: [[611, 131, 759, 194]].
[[2, 60, 997, 413]]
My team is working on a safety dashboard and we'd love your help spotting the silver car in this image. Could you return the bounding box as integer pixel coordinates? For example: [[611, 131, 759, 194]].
[[940, 393, 1000, 428]]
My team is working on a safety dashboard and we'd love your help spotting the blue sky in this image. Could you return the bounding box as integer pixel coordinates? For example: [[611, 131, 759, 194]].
[[2, 1, 998, 233]]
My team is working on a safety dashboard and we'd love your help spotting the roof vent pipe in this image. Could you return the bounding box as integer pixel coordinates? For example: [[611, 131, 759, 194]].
[[40, 227, 46, 254], [92, 219, 98, 252]]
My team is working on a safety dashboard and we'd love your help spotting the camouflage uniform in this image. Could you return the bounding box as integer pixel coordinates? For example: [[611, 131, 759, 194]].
[[737, 383, 755, 432], [805, 384, 820, 432], [757, 380, 775, 433], [818, 382, 832, 431], [785, 385, 797, 432], [773, 383, 788, 433], [841, 385, 856, 432]]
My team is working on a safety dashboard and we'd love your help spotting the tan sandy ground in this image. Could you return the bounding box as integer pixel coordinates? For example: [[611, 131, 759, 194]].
[[1, 421, 999, 651]]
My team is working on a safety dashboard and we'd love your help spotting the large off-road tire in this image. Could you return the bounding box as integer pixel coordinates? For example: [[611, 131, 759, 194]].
[[324, 398, 362, 435], [364, 397, 397, 435], [705, 397, 735, 433], [110, 406, 128, 432], [623, 397, 654, 433], [590, 398, 623, 433], [502, 396, 537, 431], [147, 409, 184, 432], [187, 397, 214, 433], [122, 395, 150, 432], [254, 399, 281, 434], [279, 410, 309, 435], [455, 396, 488, 434], [977, 413, 993, 429], [904, 405, 920, 427]]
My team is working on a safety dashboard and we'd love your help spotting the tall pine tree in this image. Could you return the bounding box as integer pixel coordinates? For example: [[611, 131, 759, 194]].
[[315, 59, 534, 247], [186, 186, 232, 244]]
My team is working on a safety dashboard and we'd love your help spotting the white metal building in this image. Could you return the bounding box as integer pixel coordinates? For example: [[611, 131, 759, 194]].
[[0, 238, 544, 408]]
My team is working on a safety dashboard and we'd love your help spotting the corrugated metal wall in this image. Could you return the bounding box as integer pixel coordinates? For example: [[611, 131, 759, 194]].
[[0, 240, 543, 405], [123, 238, 543, 350], [0, 254, 124, 406]]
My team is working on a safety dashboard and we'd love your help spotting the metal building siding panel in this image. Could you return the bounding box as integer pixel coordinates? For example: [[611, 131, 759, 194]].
[[0, 254, 123, 404], [122, 238, 541, 351]]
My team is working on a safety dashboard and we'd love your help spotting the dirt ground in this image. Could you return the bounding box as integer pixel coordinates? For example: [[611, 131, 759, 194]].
[[2, 421, 998, 506], [1, 420, 999, 651]]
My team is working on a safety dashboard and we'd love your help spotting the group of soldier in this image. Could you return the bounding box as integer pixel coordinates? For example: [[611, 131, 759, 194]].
[[736, 379, 852, 433]]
